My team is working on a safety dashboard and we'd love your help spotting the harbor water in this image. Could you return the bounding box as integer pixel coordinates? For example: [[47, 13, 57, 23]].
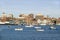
[[0, 25, 60, 40]]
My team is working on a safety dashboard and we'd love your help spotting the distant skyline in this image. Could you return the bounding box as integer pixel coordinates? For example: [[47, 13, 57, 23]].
[[0, 0, 60, 18]]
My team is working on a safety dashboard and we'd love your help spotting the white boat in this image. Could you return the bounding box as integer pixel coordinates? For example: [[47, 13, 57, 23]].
[[36, 29, 44, 31], [0, 22, 5, 24], [50, 26, 56, 30], [34, 27, 41, 28], [15, 28, 23, 31], [0, 21, 9, 24], [34, 27, 44, 31], [25, 25, 33, 27]]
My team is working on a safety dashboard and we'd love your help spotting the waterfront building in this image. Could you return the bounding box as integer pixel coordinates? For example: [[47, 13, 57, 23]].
[[8, 14, 13, 18], [19, 14, 24, 17], [18, 17, 25, 24], [25, 15, 31, 25], [0, 13, 59, 25], [18, 14, 26, 24], [1, 12, 7, 22], [28, 14, 34, 25], [0, 17, 1, 21], [51, 17, 57, 24], [7, 13, 14, 21], [19, 14, 34, 25], [19, 14, 27, 17], [35, 13, 44, 20], [42, 18, 47, 24], [35, 13, 44, 25], [56, 18, 60, 25], [32, 18, 37, 25], [37, 19, 42, 24], [28, 14, 34, 18], [43, 16, 50, 24]]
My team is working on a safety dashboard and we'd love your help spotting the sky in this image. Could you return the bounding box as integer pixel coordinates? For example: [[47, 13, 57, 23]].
[[0, 0, 60, 18]]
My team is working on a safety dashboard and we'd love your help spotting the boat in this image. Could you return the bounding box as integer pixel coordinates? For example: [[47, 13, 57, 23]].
[[0, 22, 5, 24], [34, 27, 44, 31], [50, 26, 56, 30], [15, 28, 23, 31], [25, 25, 33, 27], [34, 27, 41, 28], [0, 21, 18, 25], [36, 29, 44, 31]]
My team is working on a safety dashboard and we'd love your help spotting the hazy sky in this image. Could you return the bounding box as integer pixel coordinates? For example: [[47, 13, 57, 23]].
[[0, 0, 60, 18]]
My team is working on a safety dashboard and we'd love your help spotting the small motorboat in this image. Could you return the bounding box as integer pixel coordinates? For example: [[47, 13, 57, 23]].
[[36, 29, 44, 31], [25, 25, 33, 27], [34, 27, 41, 28], [34, 27, 44, 31], [50, 26, 56, 30], [15, 28, 23, 31]]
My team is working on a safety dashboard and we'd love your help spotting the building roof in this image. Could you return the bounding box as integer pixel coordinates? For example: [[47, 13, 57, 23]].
[[18, 17, 25, 20], [36, 13, 43, 16]]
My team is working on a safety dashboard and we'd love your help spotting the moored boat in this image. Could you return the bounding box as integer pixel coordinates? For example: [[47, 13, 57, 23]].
[[34, 27, 44, 31], [25, 25, 33, 27], [50, 26, 56, 30], [15, 28, 23, 31]]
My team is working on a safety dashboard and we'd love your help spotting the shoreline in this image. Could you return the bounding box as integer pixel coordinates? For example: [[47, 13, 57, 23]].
[[0, 24, 60, 26], [0, 24, 18, 25]]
